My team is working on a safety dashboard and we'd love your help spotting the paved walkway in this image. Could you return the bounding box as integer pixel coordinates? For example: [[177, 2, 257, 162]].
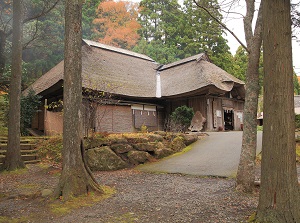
[[137, 131, 263, 178]]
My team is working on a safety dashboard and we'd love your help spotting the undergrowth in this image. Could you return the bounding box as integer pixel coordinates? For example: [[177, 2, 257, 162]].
[[37, 136, 63, 163]]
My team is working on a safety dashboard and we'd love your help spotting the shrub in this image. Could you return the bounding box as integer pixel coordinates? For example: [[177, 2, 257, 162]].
[[296, 114, 300, 129], [1, 89, 41, 135], [167, 105, 194, 132], [20, 90, 42, 135]]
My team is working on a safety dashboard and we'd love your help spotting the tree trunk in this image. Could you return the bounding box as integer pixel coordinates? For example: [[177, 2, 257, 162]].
[[0, 30, 6, 79], [236, 0, 263, 193], [255, 0, 300, 222], [54, 0, 103, 200], [236, 50, 260, 192], [2, 0, 25, 171]]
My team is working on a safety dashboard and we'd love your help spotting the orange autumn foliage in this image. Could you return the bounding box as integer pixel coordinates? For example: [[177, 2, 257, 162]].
[[93, 0, 141, 50]]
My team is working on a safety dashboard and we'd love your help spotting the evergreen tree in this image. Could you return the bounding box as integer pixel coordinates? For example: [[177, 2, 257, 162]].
[[135, 0, 233, 70], [181, 0, 233, 71], [135, 0, 183, 63]]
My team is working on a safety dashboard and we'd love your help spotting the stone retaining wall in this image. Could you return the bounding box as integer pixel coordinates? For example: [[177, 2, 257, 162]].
[[85, 132, 201, 171]]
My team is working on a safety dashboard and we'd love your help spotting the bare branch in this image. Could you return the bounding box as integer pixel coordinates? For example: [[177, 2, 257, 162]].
[[23, 0, 60, 23], [22, 19, 40, 50], [5, 0, 61, 37], [193, 0, 249, 53]]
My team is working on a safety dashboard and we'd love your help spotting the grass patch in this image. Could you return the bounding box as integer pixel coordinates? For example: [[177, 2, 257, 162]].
[[17, 183, 39, 190], [0, 167, 28, 176], [0, 216, 31, 223], [108, 212, 139, 223], [50, 185, 116, 216], [169, 143, 194, 158]]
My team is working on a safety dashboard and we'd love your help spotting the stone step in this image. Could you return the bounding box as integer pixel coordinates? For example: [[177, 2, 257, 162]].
[[24, 159, 41, 164], [0, 149, 39, 156], [0, 144, 36, 150], [0, 154, 39, 164]]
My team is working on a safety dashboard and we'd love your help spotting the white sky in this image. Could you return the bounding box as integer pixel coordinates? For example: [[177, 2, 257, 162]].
[[129, 0, 300, 75], [221, 0, 300, 75]]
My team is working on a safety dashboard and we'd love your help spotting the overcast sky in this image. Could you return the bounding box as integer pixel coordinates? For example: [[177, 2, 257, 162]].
[[220, 0, 300, 75]]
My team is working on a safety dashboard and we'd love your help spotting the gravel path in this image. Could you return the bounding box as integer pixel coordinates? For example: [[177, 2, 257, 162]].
[[0, 166, 258, 223]]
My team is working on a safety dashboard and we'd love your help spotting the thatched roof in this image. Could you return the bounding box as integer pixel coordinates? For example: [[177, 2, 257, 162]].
[[25, 39, 244, 100], [159, 54, 244, 97]]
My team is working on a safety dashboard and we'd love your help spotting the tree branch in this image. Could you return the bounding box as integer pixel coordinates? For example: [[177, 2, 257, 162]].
[[5, 0, 61, 37], [23, 0, 60, 24], [193, 0, 249, 53]]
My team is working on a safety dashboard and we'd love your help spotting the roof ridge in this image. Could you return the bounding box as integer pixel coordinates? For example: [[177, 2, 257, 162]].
[[158, 53, 207, 71], [83, 39, 155, 62]]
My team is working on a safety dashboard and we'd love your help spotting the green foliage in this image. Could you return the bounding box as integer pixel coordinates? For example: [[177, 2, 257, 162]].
[[231, 46, 264, 93], [20, 90, 42, 135], [295, 114, 300, 129], [82, 0, 102, 39], [257, 126, 263, 131], [135, 0, 233, 69], [168, 105, 194, 132], [2, 90, 41, 135], [140, 124, 148, 133], [0, 94, 8, 136], [22, 1, 65, 83], [293, 72, 300, 95]]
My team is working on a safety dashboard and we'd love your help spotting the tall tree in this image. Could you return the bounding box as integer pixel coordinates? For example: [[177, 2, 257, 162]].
[[0, 0, 60, 87], [2, 0, 25, 170], [193, 0, 263, 192], [255, 0, 300, 221], [93, 0, 140, 49], [181, 0, 233, 72], [135, 0, 184, 63], [55, 0, 103, 200], [234, 0, 263, 193], [82, 0, 102, 39], [136, 0, 233, 68]]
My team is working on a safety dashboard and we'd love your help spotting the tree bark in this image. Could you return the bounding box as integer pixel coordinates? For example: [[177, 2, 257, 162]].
[[54, 0, 103, 200], [255, 0, 300, 222], [2, 0, 25, 171], [236, 0, 263, 193], [0, 30, 6, 79]]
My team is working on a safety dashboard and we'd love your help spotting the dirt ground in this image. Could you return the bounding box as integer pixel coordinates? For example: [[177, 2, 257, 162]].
[[0, 163, 299, 223], [0, 163, 255, 223]]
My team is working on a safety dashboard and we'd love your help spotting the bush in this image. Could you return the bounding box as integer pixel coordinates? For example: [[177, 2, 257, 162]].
[[296, 114, 300, 129], [166, 106, 194, 132]]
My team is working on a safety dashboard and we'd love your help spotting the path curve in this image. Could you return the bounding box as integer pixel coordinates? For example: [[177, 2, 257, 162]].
[[137, 131, 262, 177]]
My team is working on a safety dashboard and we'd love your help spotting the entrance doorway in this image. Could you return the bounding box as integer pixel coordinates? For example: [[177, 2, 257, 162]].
[[224, 110, 234, 130]]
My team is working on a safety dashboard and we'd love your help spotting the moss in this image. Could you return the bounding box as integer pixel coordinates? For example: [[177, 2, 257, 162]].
[[17, 183, 39, 190], [0, 216, 31, 223], [50, 186, 116, 216], [36, 136, 63, 163], [0, 167, 28, 176], [247, 212, 257, 222], [169, 144, 194, 157], [108, 212, 139, 223]]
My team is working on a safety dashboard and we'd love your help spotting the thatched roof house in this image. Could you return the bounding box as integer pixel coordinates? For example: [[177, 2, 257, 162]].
[[27, 39, 245, 135]]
